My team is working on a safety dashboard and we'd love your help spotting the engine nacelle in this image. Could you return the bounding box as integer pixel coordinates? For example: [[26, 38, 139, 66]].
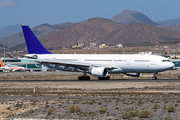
[[90, 67, 108, 77], [126, 73, 142, 77]]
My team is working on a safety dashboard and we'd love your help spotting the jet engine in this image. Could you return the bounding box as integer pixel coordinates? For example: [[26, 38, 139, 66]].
[[126, 73, 142, 77], [90, 67, 108, 77]]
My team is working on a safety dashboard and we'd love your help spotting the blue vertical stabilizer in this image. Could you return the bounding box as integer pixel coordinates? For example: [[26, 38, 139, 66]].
[[22, 26, 51, 54]]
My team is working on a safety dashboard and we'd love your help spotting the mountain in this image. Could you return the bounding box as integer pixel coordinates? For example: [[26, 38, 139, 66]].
[[39, 17, 122, 48], [111, 9, 159, 26], [0, 24, 22, 38], [157, 18, 180, 30], [53, 22, 73, 29], [38, 17, 180, 48], [157, 18, 180, 25], [0, 22, 73, 51], [2, 17, 180, 52], [103, 23, 180, 45]]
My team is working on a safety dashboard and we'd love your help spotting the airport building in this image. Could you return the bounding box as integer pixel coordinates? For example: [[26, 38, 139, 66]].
[[0, 58, 47, 71], [170, 59, 180, 69]]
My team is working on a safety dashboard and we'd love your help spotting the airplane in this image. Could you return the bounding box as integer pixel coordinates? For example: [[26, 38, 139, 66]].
[[20, 26, 174, 80], [0, 60, 26, 72]]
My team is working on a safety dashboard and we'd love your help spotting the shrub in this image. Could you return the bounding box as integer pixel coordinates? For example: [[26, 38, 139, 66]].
[[67, 104, 81, 113], [98, 106, 106, 113], [132, 110, 139, 116], [47, 108, 53, 115], [153, 104, 158, 109], [164, 116, 173, 120], [122, 110, 139, 119], [122, 112, 130, 119], [15, 103, 23, 108], [45, 101, 49, 104], [6, 107, 11, 110], [32, 101, 36, 105], [167, 105, 175, 112], [138, 110, 152, 118]]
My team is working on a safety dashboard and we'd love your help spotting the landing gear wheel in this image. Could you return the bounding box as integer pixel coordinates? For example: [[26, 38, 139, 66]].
[[78, 76, 90, 80], [152, 76, 157, 80], [98, 76, 110, 80], [152, 73, 157, 80], [86, 76, 90, 80]]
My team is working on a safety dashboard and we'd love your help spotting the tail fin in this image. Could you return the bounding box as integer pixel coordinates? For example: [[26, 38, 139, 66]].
[[0, 60, 6, 67], [22, 26, 51, 54]]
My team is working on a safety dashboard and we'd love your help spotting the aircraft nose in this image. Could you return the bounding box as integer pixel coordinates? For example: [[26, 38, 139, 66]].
[[169, 62, 174, 70]]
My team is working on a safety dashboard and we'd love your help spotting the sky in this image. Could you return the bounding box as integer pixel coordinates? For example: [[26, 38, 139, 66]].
[[0, 0, 180, 29]]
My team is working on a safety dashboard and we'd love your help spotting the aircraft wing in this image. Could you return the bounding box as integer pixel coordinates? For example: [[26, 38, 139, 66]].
[[19, 58, 119, 70]]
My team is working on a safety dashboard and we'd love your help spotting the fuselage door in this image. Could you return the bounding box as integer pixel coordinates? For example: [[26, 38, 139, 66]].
[[151, 57, 156, 65], [125, 57, 130, 65], [78, 56, 83, 62]]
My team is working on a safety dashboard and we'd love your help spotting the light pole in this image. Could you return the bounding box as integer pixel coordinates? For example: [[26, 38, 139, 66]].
[[2, 43, 5, 63]]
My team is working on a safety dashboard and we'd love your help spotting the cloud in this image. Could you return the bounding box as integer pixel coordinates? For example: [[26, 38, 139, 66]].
[[0, 0, 16, 8]]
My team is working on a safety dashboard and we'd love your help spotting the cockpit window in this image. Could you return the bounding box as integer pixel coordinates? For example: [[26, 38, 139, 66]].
[[162, 60, 170, 62]]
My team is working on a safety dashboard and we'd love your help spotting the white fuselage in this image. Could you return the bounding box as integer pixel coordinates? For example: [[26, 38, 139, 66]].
[[28, 54, 174, 74], [1, 66, 25, 71]]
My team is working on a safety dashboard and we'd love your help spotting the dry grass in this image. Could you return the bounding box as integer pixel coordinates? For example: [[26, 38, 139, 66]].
[[67, 104, 81, 113]]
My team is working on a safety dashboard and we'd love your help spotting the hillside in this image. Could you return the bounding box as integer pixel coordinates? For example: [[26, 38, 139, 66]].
[[0, 24, 22, 38], [0, 22, 73, 51], [39, 17, 121, 48], [157, 18, 180, 30], [2, 17, 180, 52], [104, 23, 180, 45], [38, 18, 180, 48], [111, 9, 159, 26], [158, 18, 180, 25]]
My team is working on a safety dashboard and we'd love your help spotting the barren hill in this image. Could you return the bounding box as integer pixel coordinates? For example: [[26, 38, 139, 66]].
[[0, 22, 72, 51], [157, 18, 180, 30], [104, 23, 180, 45], [39, 17, 121, 47], [0, 24, 22, 38], [2, 17, 180, 52], [38, 18, 180, 48], [111, 9, 158, 26]]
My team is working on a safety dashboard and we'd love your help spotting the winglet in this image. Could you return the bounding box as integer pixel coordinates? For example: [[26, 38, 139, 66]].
[[0, 60, 6, 67], [22, 26, 52, 54]]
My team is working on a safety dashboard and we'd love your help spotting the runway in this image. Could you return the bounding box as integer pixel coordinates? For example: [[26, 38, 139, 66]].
[[0, 79, 180, 82]]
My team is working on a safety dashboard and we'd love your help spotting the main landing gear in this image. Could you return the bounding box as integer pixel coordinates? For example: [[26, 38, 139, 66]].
[[152, 73, 157, 80], [78, 76, 90, 80], [98, 76, 110, 80], [78, 71, 90, 80]]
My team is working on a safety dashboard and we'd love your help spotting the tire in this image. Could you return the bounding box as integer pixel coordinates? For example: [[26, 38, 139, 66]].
[[152, 76, 157, 80], [98, 76, 110, 80], [78, 76, 90, 80], [86, 76, 90, 80], [78, 76, 83, 80], [106, 76, 110, 80]]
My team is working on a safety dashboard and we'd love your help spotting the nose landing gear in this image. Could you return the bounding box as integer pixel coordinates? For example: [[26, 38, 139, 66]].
[[152, 73, 157, 80]]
